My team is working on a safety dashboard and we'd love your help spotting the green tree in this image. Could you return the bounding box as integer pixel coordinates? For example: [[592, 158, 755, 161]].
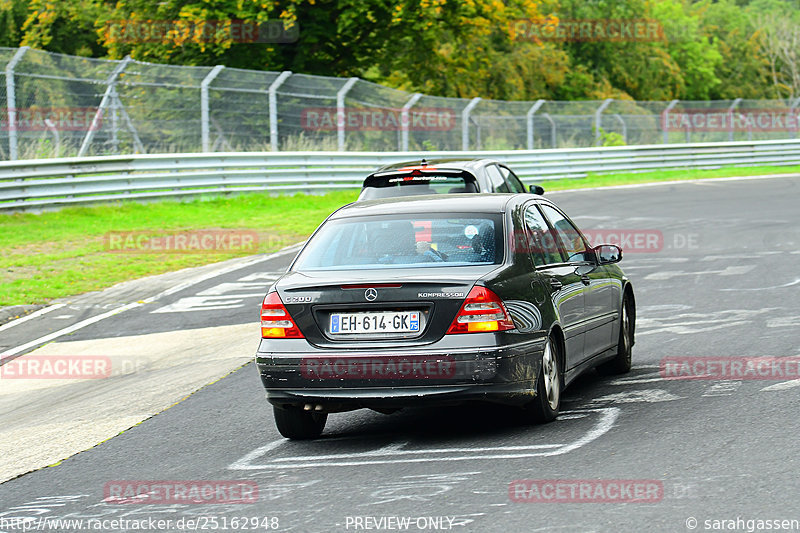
[[17, 0, 106, 56]]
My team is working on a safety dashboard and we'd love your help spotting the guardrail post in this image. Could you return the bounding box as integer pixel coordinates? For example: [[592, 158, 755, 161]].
[[78, 55, 132, 157], [727, 98, 742, 142], [401, 93, 423, 151], [200, 65, 225, 152], [663, 99, 680, 144], [5, 47, 29, 161], [462, 97, 482, 151], [594, 99, 613, 146], [526, 99, 546, 150], [336, 77, 359, 151], [268, 71, 292, 151]]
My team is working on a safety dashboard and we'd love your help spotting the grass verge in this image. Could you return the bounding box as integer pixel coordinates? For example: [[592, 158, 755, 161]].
[[2, 163, 798, 307], [0, 191, 358, 306]]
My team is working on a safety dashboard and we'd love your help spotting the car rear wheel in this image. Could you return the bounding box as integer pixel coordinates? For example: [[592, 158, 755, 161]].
[[525, 335, 561, 423], [273, 405, 327, 440], [597, 294, 634, 375]]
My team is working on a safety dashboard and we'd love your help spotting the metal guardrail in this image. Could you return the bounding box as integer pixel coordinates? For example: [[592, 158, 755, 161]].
[[2, 139, 800, 211]]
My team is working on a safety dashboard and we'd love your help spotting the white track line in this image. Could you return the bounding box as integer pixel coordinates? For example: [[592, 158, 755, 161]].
[[0, 303, 65, 334], [0, 244, 303, 363]]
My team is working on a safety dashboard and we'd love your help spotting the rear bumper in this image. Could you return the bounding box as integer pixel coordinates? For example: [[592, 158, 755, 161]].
[[255, 335, 546, 409]]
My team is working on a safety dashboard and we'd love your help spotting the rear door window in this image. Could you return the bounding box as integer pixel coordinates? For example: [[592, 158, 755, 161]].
[[539, 204, 591, 263], [523, 205, 563, 266], [485, 165, 509, 193], [499, 165, 527, 193]]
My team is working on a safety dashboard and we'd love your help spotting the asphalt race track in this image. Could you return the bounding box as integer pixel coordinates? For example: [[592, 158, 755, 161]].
[[1, 175, 799, 533]]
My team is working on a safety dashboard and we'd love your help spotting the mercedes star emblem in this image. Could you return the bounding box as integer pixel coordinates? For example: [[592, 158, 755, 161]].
[[364, 288, 378, 301]]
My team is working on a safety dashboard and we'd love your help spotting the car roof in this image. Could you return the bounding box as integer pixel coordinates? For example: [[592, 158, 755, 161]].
[[331, 193, 526, 219], [372, 158, 499, 174]]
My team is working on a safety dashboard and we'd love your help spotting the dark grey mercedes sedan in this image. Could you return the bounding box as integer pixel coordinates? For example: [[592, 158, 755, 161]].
[[256, 194, 635, 439]]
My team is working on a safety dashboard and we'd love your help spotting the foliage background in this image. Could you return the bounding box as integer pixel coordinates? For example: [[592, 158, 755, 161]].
[[1, 0, 799, 101]]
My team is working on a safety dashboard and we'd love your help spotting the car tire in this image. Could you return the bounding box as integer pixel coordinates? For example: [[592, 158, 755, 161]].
[[273, 405, 327, 440], [597, 294, 634, 375], [526, 335, 561, 423]]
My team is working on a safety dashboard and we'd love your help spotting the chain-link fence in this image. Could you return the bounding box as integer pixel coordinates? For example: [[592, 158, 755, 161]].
[[2, 46, 800, 160]]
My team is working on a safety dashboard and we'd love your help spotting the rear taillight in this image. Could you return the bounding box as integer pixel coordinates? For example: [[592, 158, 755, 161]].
[[447, 286, 515, 334], [261, 292, 304, 338]]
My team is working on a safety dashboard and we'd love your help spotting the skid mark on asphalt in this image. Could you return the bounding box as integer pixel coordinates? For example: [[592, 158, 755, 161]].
[[228, 408, 619, 470]]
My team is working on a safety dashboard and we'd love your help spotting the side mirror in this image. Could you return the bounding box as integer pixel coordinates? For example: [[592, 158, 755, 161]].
[[529, 185, 545, 195], [595, 244, 622, 264]]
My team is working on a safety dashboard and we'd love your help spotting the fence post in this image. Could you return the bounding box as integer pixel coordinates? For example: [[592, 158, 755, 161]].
[[727, 98, 741, 142], [268, 71, 292, 151], [790, 97, 800, 139], [462, 97, 482, 151], [542, 113, 557, 148], [78, 55, 132, 157], [336, 77, 359, 151], [663, 99, 680, 144], [613, 114, 627, 144], [594, 99, 613, 146], [5, 46, 29, 161], [200, 65, 225, 152], [526, 99, 546, 150], [401, 93, 423, 151]]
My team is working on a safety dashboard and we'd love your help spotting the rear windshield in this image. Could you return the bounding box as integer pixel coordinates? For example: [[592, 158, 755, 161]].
[[292, 213, 504, 271], [359, 173, 477, 200]]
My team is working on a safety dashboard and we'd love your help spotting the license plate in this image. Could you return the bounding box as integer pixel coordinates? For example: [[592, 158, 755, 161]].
[[330, 311, 420, 335]]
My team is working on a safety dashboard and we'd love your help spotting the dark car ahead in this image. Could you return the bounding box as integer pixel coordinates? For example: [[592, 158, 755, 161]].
[[256, 194, 635, 439], [357, 158, 544, 200]]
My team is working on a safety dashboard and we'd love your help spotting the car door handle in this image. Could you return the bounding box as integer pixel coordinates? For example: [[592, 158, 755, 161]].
[[549, 279, 562, 290], [580, 274, 591, 286]]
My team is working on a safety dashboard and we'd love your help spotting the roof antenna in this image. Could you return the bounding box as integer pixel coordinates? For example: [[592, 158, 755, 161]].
[[420, 158, 428, 167]]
